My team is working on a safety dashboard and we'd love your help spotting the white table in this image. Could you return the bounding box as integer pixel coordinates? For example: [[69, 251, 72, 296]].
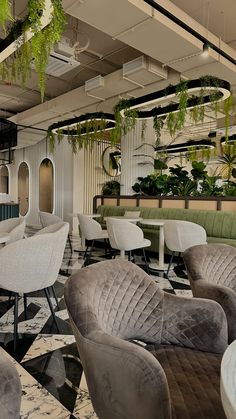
[[0, 233, 10, 245], [221, 339, 236, 419], [140, 219, 169, 271]]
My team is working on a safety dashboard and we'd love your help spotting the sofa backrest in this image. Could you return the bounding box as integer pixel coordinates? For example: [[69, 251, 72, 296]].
[[96, 205, 236, 239]]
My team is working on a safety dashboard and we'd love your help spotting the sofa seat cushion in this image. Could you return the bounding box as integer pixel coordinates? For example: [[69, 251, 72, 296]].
[[146, 344, 226, 419], [207, 236, 236, 248]]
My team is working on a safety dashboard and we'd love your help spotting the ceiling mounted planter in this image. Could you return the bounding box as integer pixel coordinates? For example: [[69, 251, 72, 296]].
[[155, 139, 216, 155], [119, 77, 231, 119], [221, 135, 236, 146], [47, 112, 116, 153]]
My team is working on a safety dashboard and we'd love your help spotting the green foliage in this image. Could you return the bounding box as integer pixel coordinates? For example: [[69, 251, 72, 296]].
[[0, 0, 13, 32], [0, 0, 66, 101], [101, 180, 120, 196], [218, 145, 236, 182], [153, 115, 165, 146], [132, 161, 236, 197]]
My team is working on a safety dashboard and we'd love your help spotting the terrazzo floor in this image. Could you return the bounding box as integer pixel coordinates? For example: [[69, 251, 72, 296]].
[[0, 235, 192, 418]]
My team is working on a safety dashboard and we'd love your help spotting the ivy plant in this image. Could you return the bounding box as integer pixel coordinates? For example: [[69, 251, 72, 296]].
[[0, 0, 66, 101], [0, 0, 13, 32]]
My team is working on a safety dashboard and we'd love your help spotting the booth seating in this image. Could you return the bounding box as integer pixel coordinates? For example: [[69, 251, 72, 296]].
[[96, 205, 236, 252], [65, 259, 228, 419]]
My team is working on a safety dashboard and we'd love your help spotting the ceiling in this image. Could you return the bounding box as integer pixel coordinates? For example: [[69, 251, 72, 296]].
[[0, 0, 235, 148]]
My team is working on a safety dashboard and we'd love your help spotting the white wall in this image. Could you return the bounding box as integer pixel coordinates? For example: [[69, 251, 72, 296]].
[[8, 138, 73, 226]]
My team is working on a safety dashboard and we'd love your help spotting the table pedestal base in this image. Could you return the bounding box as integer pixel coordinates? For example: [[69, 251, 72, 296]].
[[149, 262, 172, 272]]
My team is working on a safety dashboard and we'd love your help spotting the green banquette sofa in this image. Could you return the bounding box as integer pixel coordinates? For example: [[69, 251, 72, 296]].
[[96, 205, 236, 252]]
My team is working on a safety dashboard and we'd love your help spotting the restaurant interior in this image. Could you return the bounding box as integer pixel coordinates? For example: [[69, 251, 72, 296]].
[[0, 1, 235, 418]]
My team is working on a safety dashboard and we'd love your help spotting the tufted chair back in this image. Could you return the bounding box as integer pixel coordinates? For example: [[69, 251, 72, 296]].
[[65, 259, 227, 419]]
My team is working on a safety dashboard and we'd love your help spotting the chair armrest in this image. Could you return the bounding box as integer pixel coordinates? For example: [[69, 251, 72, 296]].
[[192, 280, 236, 342], [161, 292, 228, 354], [71, 320, 171, 419]]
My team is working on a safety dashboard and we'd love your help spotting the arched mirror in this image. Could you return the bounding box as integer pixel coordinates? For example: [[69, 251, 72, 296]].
[[39, 158, 54, 213], [102, 146, 121, 177], [18, 162, 29, 216], [0, 165, 9, 194]]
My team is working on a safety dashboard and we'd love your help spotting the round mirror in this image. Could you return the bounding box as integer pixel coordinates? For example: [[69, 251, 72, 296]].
[[18, 162, 29, 216], [102, 146, 121, 177], [39, 158, 54, 213]]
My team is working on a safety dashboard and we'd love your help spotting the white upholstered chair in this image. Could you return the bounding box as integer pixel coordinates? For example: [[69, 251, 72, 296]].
[[164, 220, 207, 276], [39, 211, 72, 252], [77, 214, 109, 264], [106, 218, 151, 272], [0, 221, 69, 350], [0, 217, 25, 246]]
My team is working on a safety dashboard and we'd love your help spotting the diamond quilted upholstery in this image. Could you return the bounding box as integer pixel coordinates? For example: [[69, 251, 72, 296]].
[[183, 244, 236, 343], [0, 349, 21, 419], [146, 345, 226, 419], [65, 260, 228, 419]]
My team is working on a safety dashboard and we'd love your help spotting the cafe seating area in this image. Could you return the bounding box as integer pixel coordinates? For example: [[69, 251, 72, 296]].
[[0, 1, 236, 418]]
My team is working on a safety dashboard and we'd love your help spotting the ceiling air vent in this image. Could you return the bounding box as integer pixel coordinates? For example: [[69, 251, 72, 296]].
[[123, 56, 167, 85], [85, 75, 104, 92], [45, 41, 80, 77]]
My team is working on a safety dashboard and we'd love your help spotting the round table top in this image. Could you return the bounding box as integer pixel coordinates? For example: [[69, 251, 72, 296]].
[[221, 339, 236, 419], [140, 219, 165, 226], [104, 216, 143, 222], [0, 233, 10, 244], [68, 213, 101, 218]]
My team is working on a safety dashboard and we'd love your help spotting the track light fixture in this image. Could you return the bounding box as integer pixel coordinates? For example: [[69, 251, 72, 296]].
[[202, 43, 210, 58]]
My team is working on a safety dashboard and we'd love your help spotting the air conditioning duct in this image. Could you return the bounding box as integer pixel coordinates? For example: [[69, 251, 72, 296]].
[[85, 75, 104, 92], [45, 41, 80, 77], [123, 56, 167, 86]]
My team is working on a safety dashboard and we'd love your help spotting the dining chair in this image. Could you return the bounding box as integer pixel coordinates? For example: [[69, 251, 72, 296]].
[[106, 217, 150, 272], [64, 259, 228, 419], [164, 220, 207, 276], [0, 221, 69, 350], [0, 217, 25, 246], [77, 214, 109, 264], [183, 243, 236, 343], [39, 210, 72, 252]]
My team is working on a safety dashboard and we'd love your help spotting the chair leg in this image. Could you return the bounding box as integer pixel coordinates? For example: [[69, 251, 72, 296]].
[[142, 248, 149, 274], [14, 293, 19, 352], [8, 291, 12, 308], [128, 251, 131, 261], [85, 240, 94, 265], [167, 251, 175, 277], [23, 294, 28, 320], [83, 245, 89, 260], [51, 286, 60, 310], [67, 234, 73, 253], [44, 288, 60, 332]]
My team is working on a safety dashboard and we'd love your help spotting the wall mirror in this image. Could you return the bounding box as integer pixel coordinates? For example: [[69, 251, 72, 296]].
[[18, 162, 29, 216], [0, 165, 9, 194], [102, 146, 121, 177], [39, 158, 54, 213]]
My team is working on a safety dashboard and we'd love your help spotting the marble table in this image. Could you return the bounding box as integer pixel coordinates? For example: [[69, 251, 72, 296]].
[[140, 219, 168, 271], [221, 339, 236, 419]]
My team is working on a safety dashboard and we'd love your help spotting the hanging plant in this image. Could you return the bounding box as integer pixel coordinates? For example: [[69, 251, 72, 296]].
[[153, 115, 165, 146], [0, 0, 66, 101], [47, 112, 116, 153], [141, 120, 147, 142], [0, 0, 13, 32]]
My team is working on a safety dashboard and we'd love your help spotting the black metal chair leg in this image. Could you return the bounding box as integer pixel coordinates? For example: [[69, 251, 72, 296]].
[[51, 286, 60, 310], [85, 240, 94, 265], [44, 288, 60, 332], [67, 234, 73, 253], [83, 245, 89, 260], [14, 293, 19, 352], [8, 291, 12, 308], [23, 294, 28, 320], [142, 248, 149, 274], [104, 238, 107, 255], [167, 251, 175, 277]]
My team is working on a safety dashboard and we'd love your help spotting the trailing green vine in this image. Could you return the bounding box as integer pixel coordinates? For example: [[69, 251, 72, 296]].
[[0, 0, 66, 101], [0, 0, 13, 32]]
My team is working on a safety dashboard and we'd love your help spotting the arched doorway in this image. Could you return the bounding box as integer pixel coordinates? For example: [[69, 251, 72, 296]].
[[0, 166, 9, 194], [18, 162, 29, 216], [39, 158, 54, 213]]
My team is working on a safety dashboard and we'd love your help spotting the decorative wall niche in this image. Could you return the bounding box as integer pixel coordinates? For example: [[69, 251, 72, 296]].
[[39, 158, 54, 213], [18, 162, 29, 216]]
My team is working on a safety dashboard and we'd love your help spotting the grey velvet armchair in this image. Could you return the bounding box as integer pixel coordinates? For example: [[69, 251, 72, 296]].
[[65, 259, 228, 419], [183, 243, 236, 343]]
